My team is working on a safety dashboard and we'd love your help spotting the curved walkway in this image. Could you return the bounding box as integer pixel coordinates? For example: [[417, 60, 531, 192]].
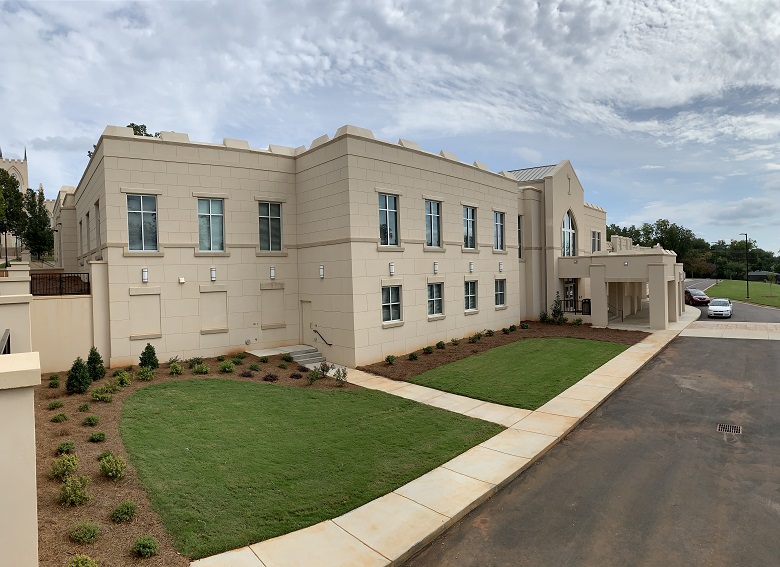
[[192, 307, 700, 567]]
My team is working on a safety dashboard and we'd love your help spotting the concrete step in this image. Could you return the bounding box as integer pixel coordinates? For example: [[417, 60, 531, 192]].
[[293, 353, 325, 364]]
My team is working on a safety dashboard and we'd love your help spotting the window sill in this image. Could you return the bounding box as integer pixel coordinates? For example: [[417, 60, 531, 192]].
[[382, 320, 404, 329], [495, 305, 508, 311], [123, 248, 164, 257], [377, 245, 405, 252], [461, 246, 480, 254], [130, 332, 162, 341], [464, 309, 480, 316], [255, 250, 288, 257], [423, 245, 446, 253], [427, 314, 446, 321], [492, 249, 508, 255], [194, 250, 231, 257], [260, 323, 286, 330], [200, 328, 228, 335]]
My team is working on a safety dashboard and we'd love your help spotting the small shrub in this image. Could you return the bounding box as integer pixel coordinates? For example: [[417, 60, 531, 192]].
[[307, 368, 323, 384], [282, 354, 294, 363], [538, 310, 551, 324], [216, 355, 226, 362], [97, 450, 113, 461], [48, 400, 64, 410], [116, 373, 131, 387], [66, 357, 92, 394], [485, 329, 494, 337], [240, 370, 254, 378], [86, 347, 106, 382], [509, 324, 518, 331], [436, 341, 446, 349], [550, 292, 566, 324], [137, 366, 155, 381], [83, 415, 99, 427], [49, 379, 60, 388], [104, 380, 120, 393], [49, 374, 59, 382], [69, 521, 100, 544], [259, 356, 269, 363], [132, 535, 159, 558], [125, 365, 133, 371], [277, 363, 287, 370], [52, 454, 79, 480], [573, 317, 583, 326], [139, 343, 159, 369], [234, 352, 246, 360], [112, 368, 125, 377], [333, 366, 348, 386], [450, 338, 460, 346], [408, 352, 418, 361], [90, 390, 112, 403], [51, 413, 68, 423], [59, 475, 90, 506], [318, 362, 334, 375], [89, 432, 106, 443], [262, 374, 278, 382], [186, 357, 203, 369], [167, 355, 180, 365], [168, 362, 183, 376], [231, 358, 243, 366], [385, 355, 397, 365], [78, 403, 90, 412], [520, 322, 529, 329], [56, 441, 76, 455], [502, 327, 510, 334], [422, 346, 433, 354], [193, 363, 209, 375], [66, 555, 98, 567], [297, 365, 310, 373], [290, 372, 302, 379], [99, 453, 127, 481], [468, 335, 478, 344], [249, 363, 260, 371], [219, 361, 235, 373], [111, 500, 137, 523]]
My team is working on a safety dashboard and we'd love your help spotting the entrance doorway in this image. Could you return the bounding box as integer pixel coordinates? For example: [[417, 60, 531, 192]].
[[299, 301, 312, 345], [563, 278, 578, 312]]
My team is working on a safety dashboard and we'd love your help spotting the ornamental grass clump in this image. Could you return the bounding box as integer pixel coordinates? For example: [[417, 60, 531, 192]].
[[69, 521, 100, 544], [86, 347, 106, 382], [111, 500, 137, 523], [66, 357, 91, 394], [51, 413, 68, 423]]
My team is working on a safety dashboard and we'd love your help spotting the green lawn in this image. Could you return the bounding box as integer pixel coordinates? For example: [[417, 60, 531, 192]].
[[706, 279, 780, 308], [121, 379, 502, 559], [409, 337, 629, 410]]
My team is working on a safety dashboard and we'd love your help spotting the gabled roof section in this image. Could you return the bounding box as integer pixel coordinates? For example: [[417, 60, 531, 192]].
[[507, 163, 560, 182]]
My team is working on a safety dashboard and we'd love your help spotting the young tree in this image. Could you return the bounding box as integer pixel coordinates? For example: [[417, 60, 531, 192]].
[[0, 169, 25, 266], [86, 346, 106, 381], [767, 272, 777, 296], [22, 186, 54, 260]]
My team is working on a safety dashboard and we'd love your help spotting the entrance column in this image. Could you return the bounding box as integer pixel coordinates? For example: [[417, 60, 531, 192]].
[[590, 264, 608, 327], [648, 263, 668, 330]]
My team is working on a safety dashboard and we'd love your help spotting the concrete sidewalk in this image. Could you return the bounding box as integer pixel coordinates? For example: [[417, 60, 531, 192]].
[[192, 307, 700, 567]]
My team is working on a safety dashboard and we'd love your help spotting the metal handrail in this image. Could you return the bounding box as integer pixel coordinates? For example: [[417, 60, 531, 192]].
[[1, 329, 10, 355], [313, 329, 332, 346], [607, 303, 624, 322]]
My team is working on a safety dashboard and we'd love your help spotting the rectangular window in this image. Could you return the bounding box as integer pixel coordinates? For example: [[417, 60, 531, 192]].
[[127, 194, 158, 251], [381, 285, 402, 322], [425, 200, 441, 247], [518, 215, 523, 259], [94, 202, 101, 249], [463, 206, 476, 249], [427, 283, 443, 315], [78, 220, 83, 255], [258, 202, 282, 251], [495, 279, 506, 306], [198, 198, 225, 251], [85, 212, 90, 252], [464, 280, 478, 311], [591, 230, 601, 253], [494, 211, 505, 250], [379, 194, 399, 246]]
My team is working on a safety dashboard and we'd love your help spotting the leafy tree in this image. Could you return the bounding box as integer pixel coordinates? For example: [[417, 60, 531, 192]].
[[0, 169, 25, 265], [22, 186, 54, 260], [88, 123, 161, 158], [767, 272, 777, 296], [86, 346, 106, 381], [66, 357, 92, 394]]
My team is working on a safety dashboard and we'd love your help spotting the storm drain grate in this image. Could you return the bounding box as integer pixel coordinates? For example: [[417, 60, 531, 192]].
[[717, 423, 742, 434]]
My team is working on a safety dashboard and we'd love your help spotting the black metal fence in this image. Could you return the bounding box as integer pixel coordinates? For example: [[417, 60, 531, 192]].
[[30, 273, 91, 296], [1, 329, 10, 355]]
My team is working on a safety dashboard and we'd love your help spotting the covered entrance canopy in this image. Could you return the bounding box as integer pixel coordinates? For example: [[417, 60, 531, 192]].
[[558, 236, 684, 330]]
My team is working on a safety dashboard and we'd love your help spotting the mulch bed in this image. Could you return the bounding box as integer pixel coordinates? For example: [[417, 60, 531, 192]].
[[357, 321, 649, 380], [36, 353, 357, 567]]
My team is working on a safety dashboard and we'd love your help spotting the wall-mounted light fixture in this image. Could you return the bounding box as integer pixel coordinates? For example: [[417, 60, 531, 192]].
[[178, 277, 185, 284], [623, 261, 629, 266], [433, 261, 439, 274], [498, 261, 504, 273], [389, 262, 395, 276], [141, 267, 149, 284], [319, 265, 325, 279], [210, 266, 217, 282], [469, 261, 474, 273], [270, 266, 276, 280]]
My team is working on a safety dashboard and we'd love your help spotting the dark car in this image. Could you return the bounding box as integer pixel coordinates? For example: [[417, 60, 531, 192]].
[[685, 288, 711, 305]]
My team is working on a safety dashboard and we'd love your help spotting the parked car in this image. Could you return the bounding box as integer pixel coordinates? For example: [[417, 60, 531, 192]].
[[707, 298, 733, 318], [684, 288, 711, 305]]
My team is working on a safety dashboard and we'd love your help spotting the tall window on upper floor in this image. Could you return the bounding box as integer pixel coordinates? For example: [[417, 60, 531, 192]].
[[591, 230, 601, 253], [127, 194, 158, 251], [425, 200, 441, 247], [379, 194, 399, 246], [258, 202, 282, 251], [463, 206, 476, 249], [518, 215, 523, 259], [85, 212, 91, 252], [94, 201, 101, 249], [199, 198, 225, 251], [494, 211, 505, 251], [561, 210, 576, 257]]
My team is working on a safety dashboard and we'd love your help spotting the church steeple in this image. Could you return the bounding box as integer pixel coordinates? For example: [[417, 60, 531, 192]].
[[24, 147, 27, 161]]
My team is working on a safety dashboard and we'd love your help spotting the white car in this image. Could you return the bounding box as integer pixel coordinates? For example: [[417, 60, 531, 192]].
[[707, 298, 733, 318]]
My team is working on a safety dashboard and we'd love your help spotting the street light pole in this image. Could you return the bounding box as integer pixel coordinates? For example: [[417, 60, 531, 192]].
[[739, 232, 750, 299]]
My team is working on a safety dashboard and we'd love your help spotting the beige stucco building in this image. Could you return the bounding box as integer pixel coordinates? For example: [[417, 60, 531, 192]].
[[47, 125, 683, 371]]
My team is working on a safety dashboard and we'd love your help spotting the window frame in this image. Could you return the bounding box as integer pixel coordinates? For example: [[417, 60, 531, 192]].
[[518, 215, 523, 259], [427, 282, 443, 316], [561, 210, 576, 257], [378, 193, 399, 246], [425, 199, 442, 248], [494, 211, 505, 251], [464, 280, 478, 311], [495, 279, 506, 307], [94, 201, 101, 249], [126, 194, 158, 252], [258, 201, 282, 252], [381, 285, 402, 323], [463, 206, 477, 249], [198, 198, 225, 252], [591, 230, 601, 253]]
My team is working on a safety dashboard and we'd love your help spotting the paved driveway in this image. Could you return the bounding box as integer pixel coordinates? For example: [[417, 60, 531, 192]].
[[404, 336, 780, 567]]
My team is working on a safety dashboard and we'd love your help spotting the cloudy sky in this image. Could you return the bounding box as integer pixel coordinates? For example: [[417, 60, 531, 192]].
[[2, 0, 779, 253]]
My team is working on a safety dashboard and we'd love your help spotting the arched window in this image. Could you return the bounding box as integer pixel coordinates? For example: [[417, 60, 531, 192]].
[[561, 211, 576, 256]]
